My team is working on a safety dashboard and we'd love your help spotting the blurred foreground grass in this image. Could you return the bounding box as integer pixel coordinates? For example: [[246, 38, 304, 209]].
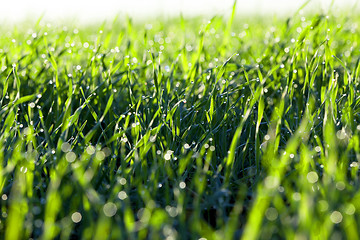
[[1, 5, 360, 240]]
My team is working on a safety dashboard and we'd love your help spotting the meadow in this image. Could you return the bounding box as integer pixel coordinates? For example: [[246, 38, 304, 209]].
[[1, 3, 360, 239]]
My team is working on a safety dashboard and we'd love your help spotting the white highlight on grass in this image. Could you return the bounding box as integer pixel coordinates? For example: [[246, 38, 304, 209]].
[[0, 0, 357, 23], [350, 162, 359, 168], [20, 166, 28, 174]]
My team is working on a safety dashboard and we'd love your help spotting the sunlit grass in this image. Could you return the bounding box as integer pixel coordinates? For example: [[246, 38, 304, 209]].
[[1, 4, 360, 240]]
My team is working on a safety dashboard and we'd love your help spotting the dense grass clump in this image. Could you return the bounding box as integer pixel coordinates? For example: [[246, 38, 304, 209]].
[[1, 7, 360, 240]]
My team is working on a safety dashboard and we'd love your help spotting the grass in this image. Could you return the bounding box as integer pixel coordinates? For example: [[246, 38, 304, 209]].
[[1, 3, 360, 239]]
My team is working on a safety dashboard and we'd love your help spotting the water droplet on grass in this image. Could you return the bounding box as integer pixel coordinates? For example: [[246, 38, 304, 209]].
[[345, 204, 356, 215], [2, 194, 8, 201], [66, 152, 76, 163], [34, 219, 43, 228], [318, 200, 328, 212], [118, 191, 127, 200], [330, 211, 343, 224], [265, 207, 278, 221], [71, 212, 82, 223], [307, 172, 318, 183], [103, 202, 117, 217], [179, 182, 186, 189], [164, 153, 171, 161], [336, 182, 345, 191], [61, 142, 71, 152], [118, 178, 127, 185], [96, 151, 105, 161], [292, 192, 301, 201], [86, 145, 95, 155], [165, 206, 178, 217]]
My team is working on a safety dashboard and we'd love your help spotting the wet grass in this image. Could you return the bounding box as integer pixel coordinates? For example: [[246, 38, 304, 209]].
[[1, 5, 360, 240]]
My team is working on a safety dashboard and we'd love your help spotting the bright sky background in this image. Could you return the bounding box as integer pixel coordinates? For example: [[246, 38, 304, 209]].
[[0, 0, 358, 23]]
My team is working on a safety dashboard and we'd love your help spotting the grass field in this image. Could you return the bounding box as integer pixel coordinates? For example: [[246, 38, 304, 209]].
[[1, 2, 360, 239]]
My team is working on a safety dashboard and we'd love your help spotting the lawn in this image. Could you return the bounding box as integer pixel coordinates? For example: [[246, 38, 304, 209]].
[[1, 3, 360, 239]]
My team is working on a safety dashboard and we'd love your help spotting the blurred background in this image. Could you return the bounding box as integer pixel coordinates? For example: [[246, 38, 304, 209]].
[[0, 0, 358, 23]]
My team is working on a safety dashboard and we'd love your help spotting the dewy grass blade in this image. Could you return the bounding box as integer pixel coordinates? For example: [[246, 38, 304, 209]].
[[1, 70, 12, 102], [1, 8, 360, 240], [12, 66, 20, 100], [255, 95, 265, 172]]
